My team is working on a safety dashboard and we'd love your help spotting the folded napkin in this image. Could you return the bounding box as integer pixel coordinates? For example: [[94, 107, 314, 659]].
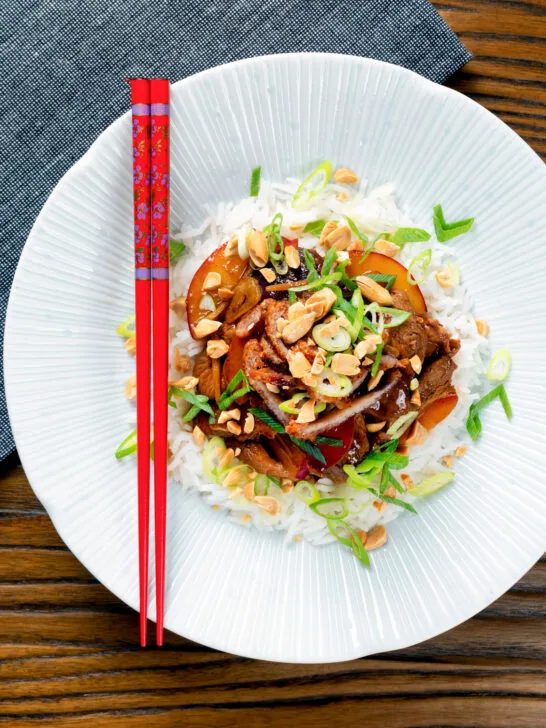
[[0, 0, 470, 462]]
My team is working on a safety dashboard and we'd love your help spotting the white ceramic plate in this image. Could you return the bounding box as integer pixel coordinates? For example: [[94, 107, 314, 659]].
[[5, 54, 546, 663]]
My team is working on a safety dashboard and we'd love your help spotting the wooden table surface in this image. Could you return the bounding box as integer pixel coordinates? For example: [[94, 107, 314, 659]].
[[1, 1, 545, 725]]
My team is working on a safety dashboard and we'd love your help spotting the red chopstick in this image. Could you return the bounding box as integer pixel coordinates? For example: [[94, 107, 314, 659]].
[[128, 79, 152, 647], [150, 79, 170, 647]]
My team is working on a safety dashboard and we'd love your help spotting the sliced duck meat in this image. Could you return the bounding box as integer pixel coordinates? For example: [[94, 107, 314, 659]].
[[383, 315, 428, 362], [267, 436, 308, 480], [285, 372, 403, 440], [263, 298, 290, 359], [419, 355, 457, 407], [260, 334, 285, 368], [242, 339, 290, 425], [218, 321, 237, 345], [420, 316, 461, 358], [235, 301, 266, 339], [291, 337, 319, 364], [237, 441, 289, 479]]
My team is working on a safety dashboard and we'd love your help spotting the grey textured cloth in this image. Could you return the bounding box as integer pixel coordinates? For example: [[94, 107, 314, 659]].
[[0, 0, 470, 461]]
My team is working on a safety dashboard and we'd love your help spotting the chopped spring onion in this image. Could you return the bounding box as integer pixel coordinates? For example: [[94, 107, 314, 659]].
[[466, 383, 512, 441], [343, 464, 379, 490], [295, 481, 320, 504], [368, 488, 418, 514], [433, 204, 474, 242], [367, 273, 396, 290], [411, 471, 454, 497], [292, 161, 333, 208], [249, 166, 261, 197], [377, 306, 411, 328], [253, 474, 271, 497], [407, 248, 432, 285], [170, 387, 215, 421], [303, 249, 319, 282], [115, 428, 154, 460], [291, 271, 342, 293], [386, 411, 418, 438], [314, 368, 353, 398], [392, 227, 431, 247], [288, 288, 297, 305], [303, 219, 328, 238], [346, 216, 369, 245], [218, 369, 252, 410], [328, 520, 370, 567], [202, 436, 226, 481], [249, 408, 327, 464], [116, 313, 135, 338], [280, 392, 326, 415], [312, 321, 352, 352], [370, 341, 383, 378], [264, 212, 288, 276], [315, 435, 344, 446], [169, 239, 186, 261], [486, 349, 512, 382], [309, 498, 349, 520], [321, 246, 338, 276], [200, 293, 216, 311]]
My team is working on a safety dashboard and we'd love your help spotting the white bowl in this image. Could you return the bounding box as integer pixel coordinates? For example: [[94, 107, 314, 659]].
[[5, 54, 546, 662]]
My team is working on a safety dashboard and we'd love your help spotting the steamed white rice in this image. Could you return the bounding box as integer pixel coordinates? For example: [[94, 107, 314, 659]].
[[166, 177, 488, 545]]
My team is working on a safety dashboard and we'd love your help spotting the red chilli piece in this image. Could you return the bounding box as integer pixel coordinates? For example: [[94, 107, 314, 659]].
[[150, 78, 170, 647]]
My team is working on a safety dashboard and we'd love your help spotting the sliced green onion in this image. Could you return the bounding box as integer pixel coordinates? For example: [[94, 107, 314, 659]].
[[346, 216, 369, 244], [392, 227, 431, 247], [115, 429, 154, 460], [386, 411, 418, 438], [411, 471, 455, 497], [407, 248, 432, 285], [368, 488, 417, 514], [377, 307, 411, 328], [292, 161, 332, 208], [202, 436, 227, 481], [370, 341, 383, 378], [314, 368, 353, 398], [312, 321, 352, 352], [295, 481, 320, 504], [309, 498, 348, 520], [288, 289, 297, 305], [291, 271, 342, 293], [367, 273, 396, 290], [343, 464, 381, 490], [279, 392, 326, 415], [321, 246, 338, 276], [249, 408, 327, 464], [314, 435, 343, 446], [433, 204, 474, 242], [327, 520, 370, 567], [170, 387, 215, 421], [303, 249, 319, 281], [253, 474, 271, 497], [250, 166, 261, 197], [116, 313, 135, 338], [249, 407, 285, 433], [169, 239, 186, 261], [303, 219, 327, 238], [486, 349, 512, 382], [218, 369, 252, 410], [466, 383, 512, 441], [290, 437, 327, 464]]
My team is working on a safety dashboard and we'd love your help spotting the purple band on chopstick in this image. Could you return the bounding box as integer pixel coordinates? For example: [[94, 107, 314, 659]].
[[151, 103, 170, 116], [151, 268, 169, 280], [135, 268, 151, 280], [132, 103, 151, 116]]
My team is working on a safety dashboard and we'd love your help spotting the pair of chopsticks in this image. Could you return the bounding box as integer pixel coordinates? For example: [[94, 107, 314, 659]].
[[128, 78, 170, 647]]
